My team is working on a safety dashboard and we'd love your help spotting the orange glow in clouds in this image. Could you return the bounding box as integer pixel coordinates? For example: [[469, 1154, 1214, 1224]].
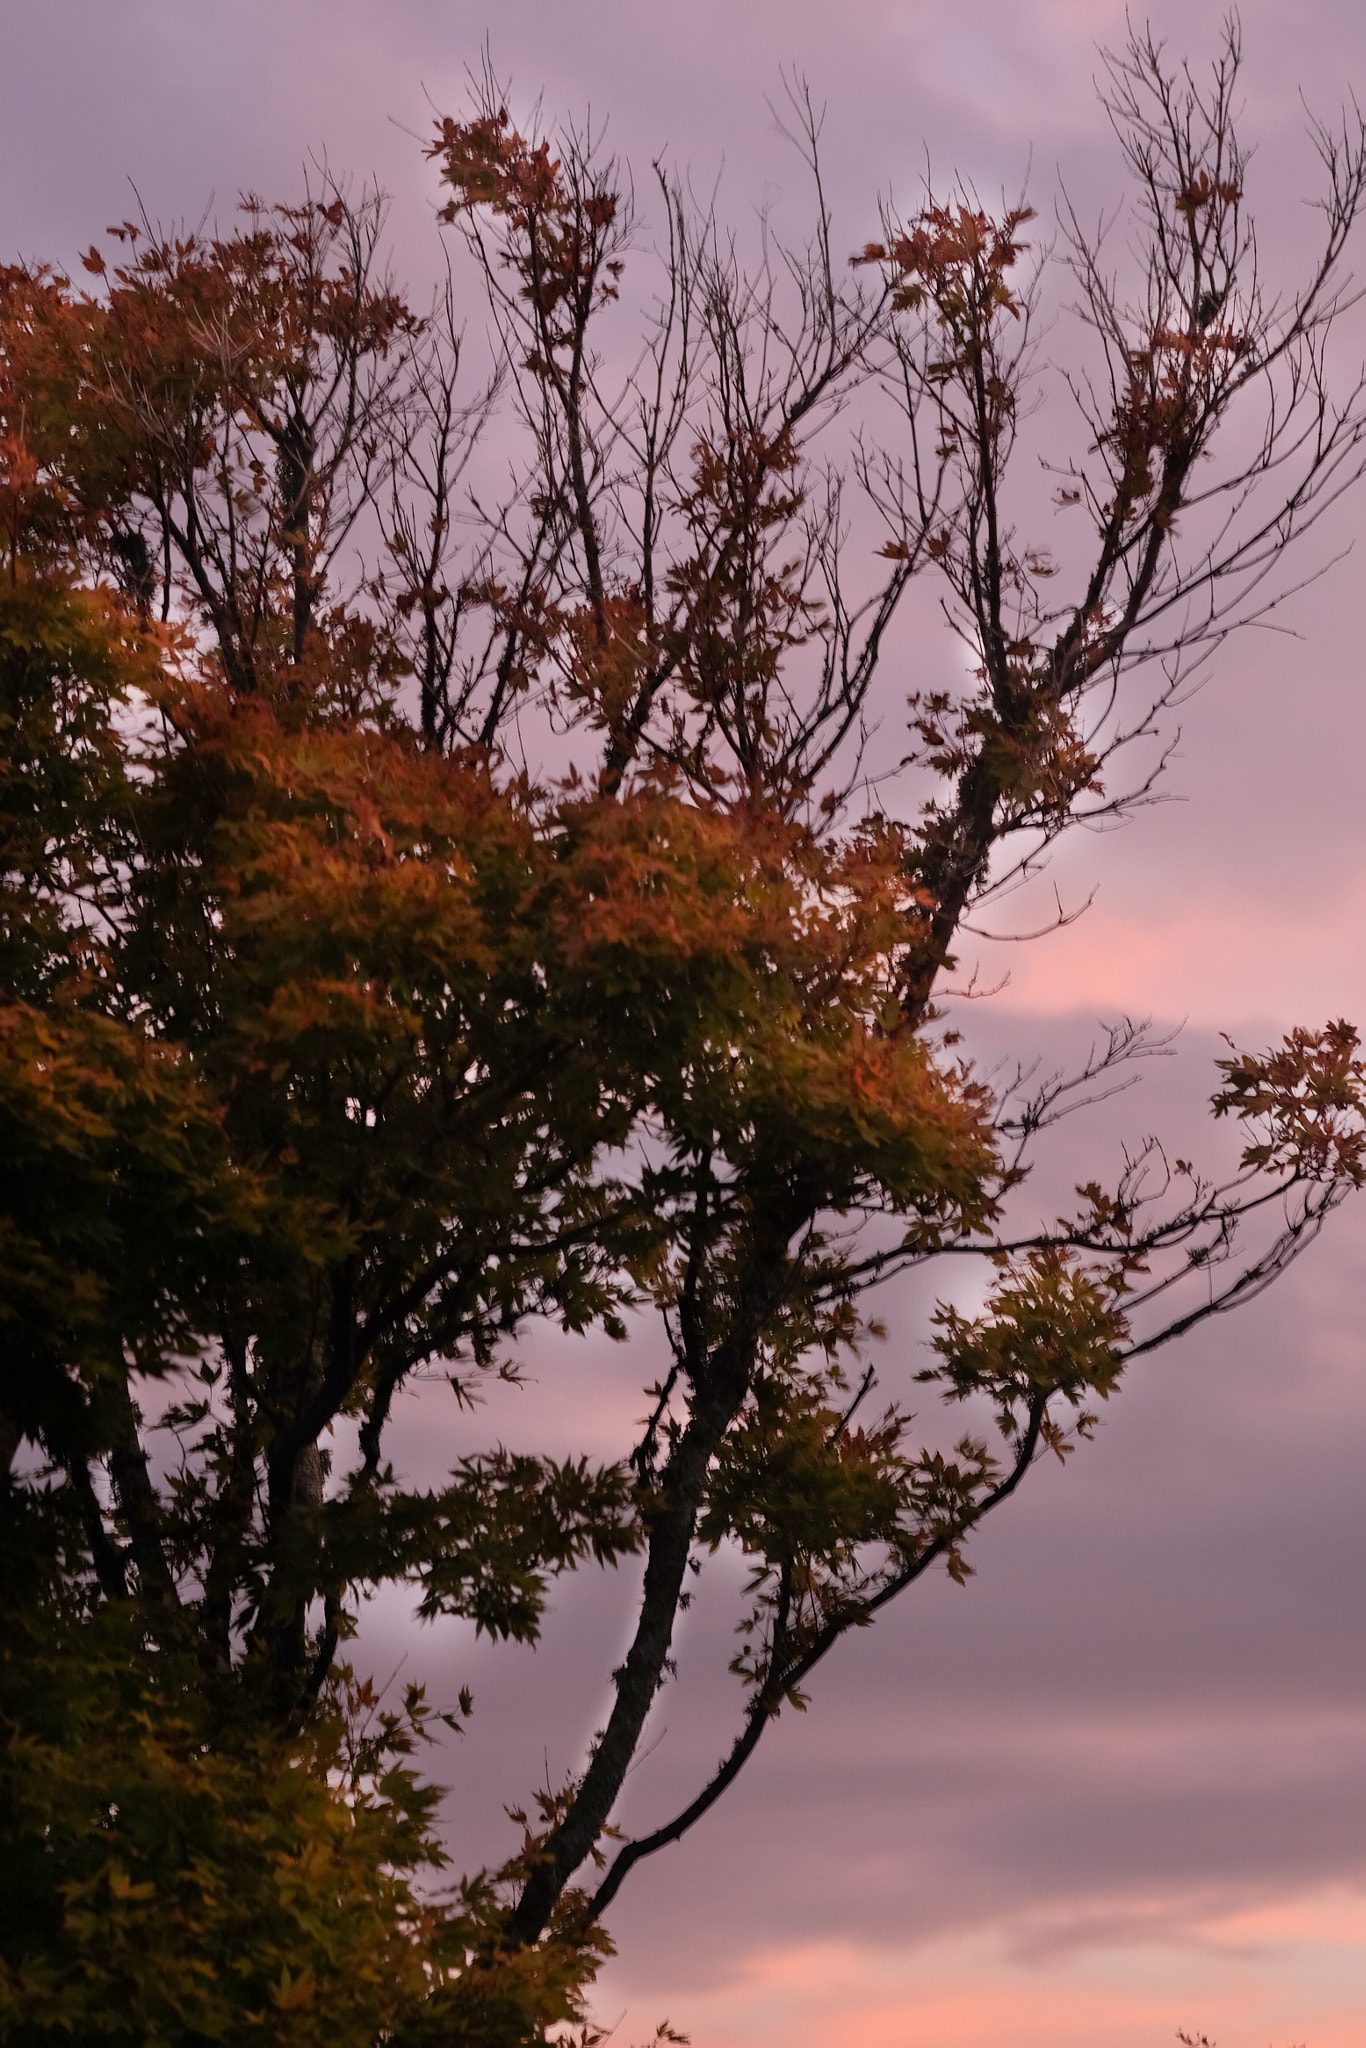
[[633, 1889, 1366, 2048]]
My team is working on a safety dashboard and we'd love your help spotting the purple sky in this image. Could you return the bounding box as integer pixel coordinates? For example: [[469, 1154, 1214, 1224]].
[[9, 4, 1366, 2043]]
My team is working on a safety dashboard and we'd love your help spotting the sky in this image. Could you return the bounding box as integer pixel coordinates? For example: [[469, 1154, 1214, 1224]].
[[7, 3, 1366, 2044]]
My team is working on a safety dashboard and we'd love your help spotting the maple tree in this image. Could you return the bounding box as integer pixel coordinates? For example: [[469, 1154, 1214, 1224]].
[[4, 19, 1366, 2044]]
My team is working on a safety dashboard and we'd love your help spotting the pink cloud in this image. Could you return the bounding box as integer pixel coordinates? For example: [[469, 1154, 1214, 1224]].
[[983, 886, 1366, 1034], [621, 1892, 1366, 2048]]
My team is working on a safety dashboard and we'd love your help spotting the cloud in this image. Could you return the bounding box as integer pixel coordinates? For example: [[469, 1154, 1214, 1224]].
[[628, 1895, 1366, 2048]]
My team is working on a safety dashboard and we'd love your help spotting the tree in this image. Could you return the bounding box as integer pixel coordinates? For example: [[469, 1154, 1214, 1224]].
[[3, 18, 1366, 2042]]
